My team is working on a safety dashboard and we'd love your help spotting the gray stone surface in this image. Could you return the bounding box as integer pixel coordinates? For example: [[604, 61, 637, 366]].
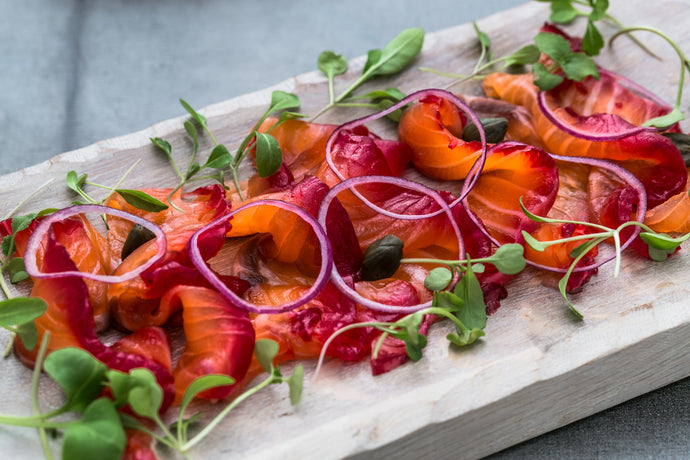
[[0, 0, 688, 458]]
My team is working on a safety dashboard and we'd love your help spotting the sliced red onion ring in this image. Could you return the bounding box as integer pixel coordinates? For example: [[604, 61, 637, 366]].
[[599, 68, 673, 110], [537, 89, 657, 141], [189, 199, 333, 314], [24, 204, 167, 283], [523, 153, 647, 275], [325, 88, 488, 220], [317, 175, 464, 313]]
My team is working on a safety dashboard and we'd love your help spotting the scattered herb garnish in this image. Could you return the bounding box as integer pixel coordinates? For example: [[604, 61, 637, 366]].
[[66, 160, 168, 213], [0, 338, 301, 458], [610, 26, 690, 128], [520, 198, 690, 318], [311, 28, 424, 121], [314, 243, 525, 378], [154, 94, 303, 203]]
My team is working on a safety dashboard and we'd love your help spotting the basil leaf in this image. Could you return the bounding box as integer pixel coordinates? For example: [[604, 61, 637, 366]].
[[317, 51, 348, 80], [11, 214, 37, 234], [254, 132, 283, 178], [116, 189, 169, 212], [360, 235, 404, 281]]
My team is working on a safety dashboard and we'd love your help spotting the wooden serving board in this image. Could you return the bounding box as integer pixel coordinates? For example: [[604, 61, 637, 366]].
[[1, 1, 689, 458]]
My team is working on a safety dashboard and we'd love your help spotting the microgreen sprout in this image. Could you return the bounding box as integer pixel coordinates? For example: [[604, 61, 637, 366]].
[[0, 338, 301, 458], [519, 197, 690, 318], [154, 94, 303, 204], [313, 244, 525, 379], [610, 26, 690, 128], [66, 160, 168, 213], [311, 28, 424, 121]]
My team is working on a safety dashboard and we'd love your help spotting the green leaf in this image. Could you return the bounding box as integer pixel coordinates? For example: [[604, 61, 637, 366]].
[[582, 20, 605, 55], [255, 339, 279, 372], [489, 244, 526, 275], [12, 321, 38, 351], [66, 170, 88, 194], [643, 108, 685, 129], [268, 90, 301, 114], [317, 51, 348, 79], [1, 235, 13, 258], [362, 49, 383, 75], [367, 28, 424, 77], [11, 214, 37, 234], [204, 144, 233, 170], [433, 290, 464, 314], [43, 347, 109, 413], [180, 98, 207, 127], [521, 230, 549, 252], [534, 32, 572, 62], [558, 275, 583, 319], [125, 369, 163, 419], [453, 265, 487, 332], [180, 374, 235, 413], [532, 62, 564, 90], [589, 0, 609, 22], [254, 132, 283, 178], [0, 296, 47, 329], [505, 44, 541, 67], [8, 257, 29, 283], [115, 189, 169, 212], [639, 231, 690, 260], [150, 137, 172, 157], [287, 365, 304, 405], [424, 267, 453, 291], [62, 398, 127, 460], [472, 21, 491, 49], [186, 162, 201, 180], [561, 52, 599, 81], [549, 0, 579, 23]]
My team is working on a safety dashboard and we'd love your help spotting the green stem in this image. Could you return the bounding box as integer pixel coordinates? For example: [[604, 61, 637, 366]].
[[180, 374, 275, 452], [31, 333, 53, 460]]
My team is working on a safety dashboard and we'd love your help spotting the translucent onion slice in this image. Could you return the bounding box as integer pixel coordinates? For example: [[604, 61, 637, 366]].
[[325, 88, 488, 220], [24, 204, 167, 283], [525, 153, 648, 274], [318, 175, 464, 313], [189, 199, 333, 314], [536, 89, 657, 141]]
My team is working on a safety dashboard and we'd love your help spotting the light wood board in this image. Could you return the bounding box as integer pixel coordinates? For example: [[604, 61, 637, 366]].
[[0, 1, 689, 458]]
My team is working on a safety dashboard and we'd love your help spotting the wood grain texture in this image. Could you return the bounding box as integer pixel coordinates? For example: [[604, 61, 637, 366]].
[[0, 1, 689, 458]]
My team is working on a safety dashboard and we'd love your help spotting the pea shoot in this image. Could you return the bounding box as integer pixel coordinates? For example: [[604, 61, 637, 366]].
[[312, 28, 424, 121], [153, 93, 303, 203], [520, 198, 690, 318], [314, 242, 526, 378], [0, 338, 301, 459]]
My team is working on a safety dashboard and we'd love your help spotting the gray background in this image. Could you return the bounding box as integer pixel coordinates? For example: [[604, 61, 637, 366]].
[[1, 0, 688, 458]]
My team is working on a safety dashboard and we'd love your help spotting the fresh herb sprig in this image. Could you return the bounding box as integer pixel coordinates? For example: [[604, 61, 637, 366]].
[[66, 160, 168, 213], [0, 338, 302, 459], [610, 26, 690, 128], [314, 243, 525, 378], [520, 198, 690, 318], [153, 94, 302, 204], [311, 28, 424, 121]]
